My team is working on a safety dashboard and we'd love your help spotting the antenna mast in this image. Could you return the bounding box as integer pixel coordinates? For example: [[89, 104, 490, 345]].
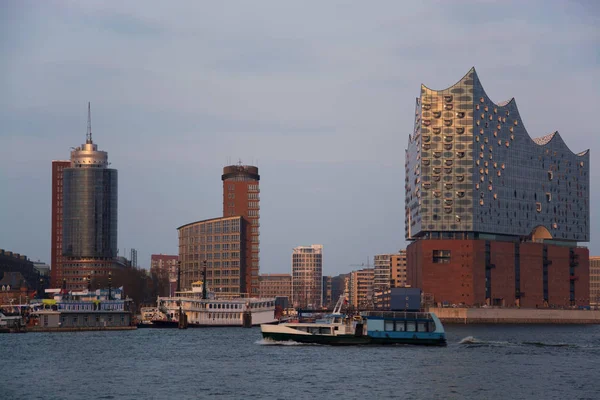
[[86, 102, 92, 144]]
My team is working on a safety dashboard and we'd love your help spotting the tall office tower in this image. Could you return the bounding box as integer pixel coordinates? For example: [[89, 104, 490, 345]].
[[222, 164, 260, 295], [178, 216, 245, 295], [291, 245, 323, 308], [391, 250, 407, 288], [590, 257, 600, 309], [51, 160, 70, 287], [61, 103, 118, 290], [405, 68, 590, 307]]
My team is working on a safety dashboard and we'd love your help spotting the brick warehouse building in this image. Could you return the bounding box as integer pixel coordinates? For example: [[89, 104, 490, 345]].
[[405, 68, 590, 308]]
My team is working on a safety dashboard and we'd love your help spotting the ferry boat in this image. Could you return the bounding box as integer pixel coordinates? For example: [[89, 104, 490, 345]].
[[261, 296, 446, 346], [153, 281, 277, 327]]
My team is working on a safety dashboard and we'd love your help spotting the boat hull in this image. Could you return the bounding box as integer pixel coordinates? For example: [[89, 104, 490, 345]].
[[149, 319, 274, 328], [262, 331, 446, 346]]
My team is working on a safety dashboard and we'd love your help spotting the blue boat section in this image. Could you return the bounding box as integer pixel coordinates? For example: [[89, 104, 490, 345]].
[[363, 313, 446, 345]]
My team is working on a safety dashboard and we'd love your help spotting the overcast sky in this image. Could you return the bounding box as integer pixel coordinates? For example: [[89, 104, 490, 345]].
[[1, 0, 598, 276]]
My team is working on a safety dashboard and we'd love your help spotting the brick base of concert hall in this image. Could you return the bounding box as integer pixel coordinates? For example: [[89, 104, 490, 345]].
[[406, 240, 590, 308]]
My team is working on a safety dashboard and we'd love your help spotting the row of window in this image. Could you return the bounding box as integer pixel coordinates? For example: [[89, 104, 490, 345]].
[[432, 250, 451, 264]]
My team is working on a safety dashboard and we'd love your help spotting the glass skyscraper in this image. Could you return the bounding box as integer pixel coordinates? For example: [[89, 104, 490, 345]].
[[56, 104, 118, 290], [63, 135, 117, 258]]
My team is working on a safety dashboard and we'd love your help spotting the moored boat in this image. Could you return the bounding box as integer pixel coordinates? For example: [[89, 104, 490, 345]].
[[153, 281, 276, 327]]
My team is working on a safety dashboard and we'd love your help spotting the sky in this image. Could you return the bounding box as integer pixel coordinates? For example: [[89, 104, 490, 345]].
[[1, 0, 599, 276]]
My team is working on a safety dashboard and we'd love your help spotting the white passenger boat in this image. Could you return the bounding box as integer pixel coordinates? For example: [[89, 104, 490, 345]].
[[261, 295, 446, 346], [153, 281, 276, 327]]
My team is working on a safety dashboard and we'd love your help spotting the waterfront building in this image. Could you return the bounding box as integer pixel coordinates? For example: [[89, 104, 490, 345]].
[[222, 164, 260, 296], [259, 273, 292, 300], [150, 254, 178, 296], [374, 251, 408, 293], [391, 250, 408, 288], [405, 68, 590, 308], [590, 257, 600, 308], [55, 104, 119, 290], [292, 245, 323, 308], [178, 216, 245, 295], [349, 268, 374, 309]]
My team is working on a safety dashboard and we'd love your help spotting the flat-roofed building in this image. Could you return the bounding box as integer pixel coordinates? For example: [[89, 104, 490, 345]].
[[259, 273, 291, 300], [178, 216, 245, 296], [292, 245, 323, 308], [349, 268, 374, 309], [391, 250, 408, 287]]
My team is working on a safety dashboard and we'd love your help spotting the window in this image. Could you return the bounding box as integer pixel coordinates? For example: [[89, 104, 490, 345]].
[[384, 321, 394, 331], [432, 250, 451, 264], [536, 202, 542, 212]]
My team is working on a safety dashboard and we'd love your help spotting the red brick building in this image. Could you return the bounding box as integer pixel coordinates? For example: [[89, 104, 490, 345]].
[[50, 160, 70, 287], [407, 240, 589, 308], [222, 165, 260, 296]]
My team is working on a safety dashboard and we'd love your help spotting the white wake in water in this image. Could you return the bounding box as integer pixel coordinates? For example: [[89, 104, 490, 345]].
[[255, 338, 320, 346], [459, 336, 577, 348]]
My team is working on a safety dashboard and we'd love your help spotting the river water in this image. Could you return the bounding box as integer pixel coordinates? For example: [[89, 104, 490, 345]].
[[2, 324, 599, 399]]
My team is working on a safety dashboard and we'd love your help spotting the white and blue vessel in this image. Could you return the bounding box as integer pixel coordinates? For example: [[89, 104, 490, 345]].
[[261, 295, 446, 346]]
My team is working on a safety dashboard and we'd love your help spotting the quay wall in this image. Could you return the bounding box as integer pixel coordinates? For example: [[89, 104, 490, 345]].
[[429, 308, 600, 324], [28, 326, 137, 332]]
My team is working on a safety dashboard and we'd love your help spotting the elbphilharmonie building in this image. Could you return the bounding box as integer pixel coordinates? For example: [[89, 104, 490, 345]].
[[405, 68, 590, 308]]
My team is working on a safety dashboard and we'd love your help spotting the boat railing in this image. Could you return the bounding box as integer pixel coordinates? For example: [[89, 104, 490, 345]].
[[361, 311, 434, 320]]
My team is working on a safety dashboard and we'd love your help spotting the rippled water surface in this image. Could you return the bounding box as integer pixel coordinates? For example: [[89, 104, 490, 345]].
[[2, 324, 599, 399]]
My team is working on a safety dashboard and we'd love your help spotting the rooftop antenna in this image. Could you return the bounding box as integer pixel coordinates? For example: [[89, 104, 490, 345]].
[[86, 102, 93, 144]]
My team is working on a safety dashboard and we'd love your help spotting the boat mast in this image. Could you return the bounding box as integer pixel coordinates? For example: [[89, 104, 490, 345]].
[[202, 260, 207, 300]]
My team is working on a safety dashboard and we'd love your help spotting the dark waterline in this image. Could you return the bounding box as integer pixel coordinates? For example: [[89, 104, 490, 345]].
[[2, 324, 599, 399]]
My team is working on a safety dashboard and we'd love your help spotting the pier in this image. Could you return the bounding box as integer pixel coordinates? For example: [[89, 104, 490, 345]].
[[430, 307, 600, 324]]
